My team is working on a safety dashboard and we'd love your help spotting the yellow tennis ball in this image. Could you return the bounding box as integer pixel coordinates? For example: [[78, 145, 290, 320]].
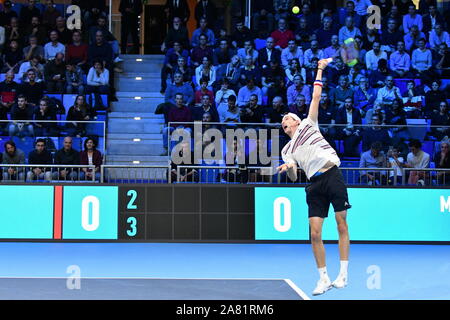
[[292, 6, 300, 14]]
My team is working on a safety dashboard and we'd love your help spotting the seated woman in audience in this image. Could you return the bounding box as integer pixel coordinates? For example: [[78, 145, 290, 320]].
[[434, 140, 450, 186], [194, 56, 216, 91], [285, 58, 304, 87], [430, 101, 450, 141], [79, 137, 102, 181], [33, 98, 58, 136], [172, 56, 193, 85], [2, 39, 23, 73], [86, 59, 110, 109], [66, 94, 96, 137], [216, 55, 241, 92]]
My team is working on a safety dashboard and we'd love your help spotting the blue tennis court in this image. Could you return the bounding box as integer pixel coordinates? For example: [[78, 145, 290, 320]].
[[0, 242, 449, 300]]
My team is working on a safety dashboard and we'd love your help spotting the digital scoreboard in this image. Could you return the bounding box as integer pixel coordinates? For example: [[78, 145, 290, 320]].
[[1, 185, 449, 242]]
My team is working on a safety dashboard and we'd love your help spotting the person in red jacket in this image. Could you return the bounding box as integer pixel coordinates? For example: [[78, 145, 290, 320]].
[[270, 18, 295, 50], [80, 137, 103, 181]]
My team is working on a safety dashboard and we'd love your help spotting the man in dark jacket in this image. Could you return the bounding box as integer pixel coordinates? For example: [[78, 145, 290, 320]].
[[27, 138, 53, 181], [53, 136, 80, 180], [334, 97, 363, 157], [119, 0, 143, 54]]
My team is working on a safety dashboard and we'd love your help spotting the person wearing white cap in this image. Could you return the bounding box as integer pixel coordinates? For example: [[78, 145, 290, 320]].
[[277, 58, 352, 296]]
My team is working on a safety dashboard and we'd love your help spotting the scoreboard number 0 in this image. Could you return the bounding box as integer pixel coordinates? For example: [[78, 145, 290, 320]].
[[81, 196, 100, 231]]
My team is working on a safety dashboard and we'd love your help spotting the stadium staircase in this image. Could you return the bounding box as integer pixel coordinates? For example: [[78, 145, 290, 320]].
[[107, 55, 169, 172]]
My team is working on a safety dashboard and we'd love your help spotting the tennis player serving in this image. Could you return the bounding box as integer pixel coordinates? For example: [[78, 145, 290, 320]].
[[277, 58, 351, 296]]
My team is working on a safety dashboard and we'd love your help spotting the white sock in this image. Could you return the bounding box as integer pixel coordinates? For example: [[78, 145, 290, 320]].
[[318, 267, 329, 280], [339, 261, 349, 277]]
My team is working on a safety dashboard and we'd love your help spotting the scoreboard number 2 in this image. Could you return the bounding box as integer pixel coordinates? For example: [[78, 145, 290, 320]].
[[127, 190, 138, 210]]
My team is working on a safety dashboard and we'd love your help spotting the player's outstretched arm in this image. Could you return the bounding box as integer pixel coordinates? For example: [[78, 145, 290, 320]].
[[277, 163, 298, 182], [308, 58, 332, 123]]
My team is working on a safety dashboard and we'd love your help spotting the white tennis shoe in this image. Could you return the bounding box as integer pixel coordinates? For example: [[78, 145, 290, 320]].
[[312, 278, 332, 295], [332, 274, 348, 289]]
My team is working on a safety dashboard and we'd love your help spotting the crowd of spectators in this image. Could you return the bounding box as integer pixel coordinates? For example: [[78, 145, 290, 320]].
[[0, 0, 127, 182], [160, 0, 450, 185]]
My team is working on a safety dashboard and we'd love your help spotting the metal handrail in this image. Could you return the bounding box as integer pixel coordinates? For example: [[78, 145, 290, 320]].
[[0, 164, 96, 182], [100, 165, 171, 183]]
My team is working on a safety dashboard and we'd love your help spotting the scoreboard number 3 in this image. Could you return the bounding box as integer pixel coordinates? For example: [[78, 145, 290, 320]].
[[127, 190, 138, 210], [127, 217, 137, 237]]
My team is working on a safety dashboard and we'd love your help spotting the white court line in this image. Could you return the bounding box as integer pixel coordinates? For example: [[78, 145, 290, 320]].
[[284, 279, 311, 300]]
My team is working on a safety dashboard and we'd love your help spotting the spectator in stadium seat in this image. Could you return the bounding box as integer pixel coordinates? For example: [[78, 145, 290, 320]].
[[238, 55, 261, 87], [261, 59, 286, 104], [335, 97, 363, 157], [172, 56, 193, 85], [170, 141, 198, 182], [80, 0, 108, 29], [402, 80, 425, 118], [2, 140, 25, 181], [268, 96, 289, 124], [79, 137, 102, 181], [424, 80, 447, 116], [23, 35, 45, 62], [330, 75, 353, 109], [194, 56, 216, 90], [322, 35, 341, 65], [65, 61, 85, 95], [27, 138, 53, 182], [339, 1, 362, 29], [365, 41, 388, 73], [88, 31, 113, 71], [237, 40, 258, 66], [9, 95, 34, 137], [191, 18, 215, 48], [0, 1, 18, 28], [411, 38, 433, 82], [435, 43, 450, 77], [286, 74, 311, 106], [403, 4, 423, 34], [194, 77, 214, 105], [326, 56, 349, 85], [2, 39, 23, 73], [368, 58, 389, 88], [44, 52, 66, 93], [375, 75, 402, 108], [55, 16, 72, 46], [294, 17, 313, 47], [396, 0, 415, 16], [119, 0, 142, 54], [162, 93, 193, 154], [430, 101, 450, 140], [219, 94, 240, 125], [405, 139, 430, 186], [338, 16, 362, 46], [42, 0, 60, 31], [215, 78, 236, 115], [165, 72, 194, 108], [160, 41, 190, 94], [385, 98, 409, 141], [389, 41, 411, 78], [317, 91, 337, 149], [19, 69, 45, 106], [191, 94, 219, 122], [288, 94, 309, 120], [258, 37, 281, 70], [404, 25, 426, 52], [270, 18, 294, 50], [353, 76, 377, 116], [65, 30, 89, 73], [66, 94, 96, 137], [386, 145, 405, 185], [362, 113, 391, 152], [87, 60, 110, 109], [315, 17, 335, 49], [44, 31, 65, 62], [273, 0, 291, 21], [19, 0, 42, 26], [281, 40, 303, 69], [5, 17, 22, 46], [230, 20, 252, 49], [303, 40, 324, 70], [18, 55, 44, 82], [213, 39, 235, 67], [429, 24, 450, 50], [216, 55, 241, 91], [380, 18, 403, 54], [434, 140, 450, 186], [239, 94, 264, 124], [0, 70, 19, 110], [33, 98, 58, 136], [223, 139, 248, 183], [359, 141, 387, 185], [190, 33, 213, 69], [422, 4, 444, 34], [162, 17, 189, 52], [237, 78, 262, 107], [53, 136, 80, 181]]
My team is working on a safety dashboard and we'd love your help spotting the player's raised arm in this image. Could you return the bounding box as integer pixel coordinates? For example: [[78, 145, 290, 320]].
[[308, 58, 332, 123]]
